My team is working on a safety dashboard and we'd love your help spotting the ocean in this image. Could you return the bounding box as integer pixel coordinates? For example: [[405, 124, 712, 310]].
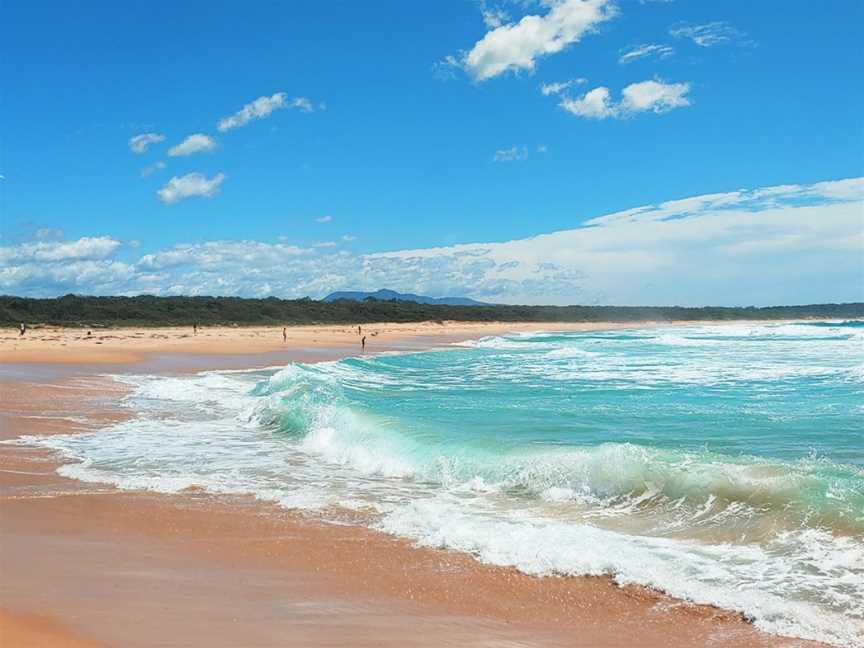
[[20, 321, 864, 646]]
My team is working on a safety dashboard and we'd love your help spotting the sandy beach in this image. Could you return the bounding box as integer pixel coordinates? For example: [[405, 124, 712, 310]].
[[0, 320, 662, 365], [0, 321, 826, 647]]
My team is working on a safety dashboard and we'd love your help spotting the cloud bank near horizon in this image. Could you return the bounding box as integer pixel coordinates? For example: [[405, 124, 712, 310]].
[[2, 177, 862, 307]]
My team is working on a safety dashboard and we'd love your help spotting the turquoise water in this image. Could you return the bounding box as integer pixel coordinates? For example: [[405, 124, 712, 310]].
[[17, 321, 864, 646]]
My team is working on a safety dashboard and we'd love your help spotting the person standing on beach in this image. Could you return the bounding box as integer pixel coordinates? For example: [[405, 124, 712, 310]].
[[361, 335, 366, 352], [19, 323, 26, 336], [193, 323, 197, 335], [358, 325, 362, 336], [282, 327, 287, 343]]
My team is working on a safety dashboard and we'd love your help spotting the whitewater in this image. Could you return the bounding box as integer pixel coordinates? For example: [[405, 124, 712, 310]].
[[15, 321, 864, 647]]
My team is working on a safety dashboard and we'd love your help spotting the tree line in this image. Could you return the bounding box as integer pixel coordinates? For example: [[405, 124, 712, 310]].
[[1, 295, 862, 327]]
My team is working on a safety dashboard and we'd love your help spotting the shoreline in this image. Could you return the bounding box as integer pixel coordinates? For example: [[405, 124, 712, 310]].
[[0, 321, 829, 647], [0, 318, 814, 366]]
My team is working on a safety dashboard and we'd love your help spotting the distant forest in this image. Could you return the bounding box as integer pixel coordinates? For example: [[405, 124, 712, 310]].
[[1, 295, 862, 327]]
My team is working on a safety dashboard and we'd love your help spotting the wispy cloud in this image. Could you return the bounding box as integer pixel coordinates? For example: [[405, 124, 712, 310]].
[[156, 172, 227, 205], [446, 0, 617, 81], [480, 2, 510, 29], [141, 161, 166, 178], [539, 78, 587, 96], [6, 178, 860, 305], [217, 93, 316, 132], [128, 133, 165, 154], [493, 146, 529, 162], [670, 21, 750, 47], [316, 215, 333, 223], [168, 134, 217, 157], [618, 43, 674, 64], [559, 79, 691, 119]]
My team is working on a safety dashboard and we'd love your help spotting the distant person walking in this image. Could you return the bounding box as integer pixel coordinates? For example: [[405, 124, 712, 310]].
[[361, 335, 366, 352], [193, 323, 198, 335], [19, 323, 26, 336], [358, 325, 362, 336], [282, 327, 287, 343]]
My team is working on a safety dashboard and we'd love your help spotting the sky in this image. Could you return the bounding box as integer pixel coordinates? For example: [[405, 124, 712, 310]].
[[1, 0, 862, 306]]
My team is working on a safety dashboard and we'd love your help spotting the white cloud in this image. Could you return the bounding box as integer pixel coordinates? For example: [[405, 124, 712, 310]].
[[136, 240, 310, 272], [128, 133, 165, 154], [493, 146, 529, 162], [316, 215, 333, 223], [481, 4, 510, 29], [168, 134, 217, 157], [454, 0, 617, 81], [3, 178, 861, 305], [670, 21, 749, 47], [539, 78, 587, 95], [217, 93, 315, 132], [560, 87, 617, 118], [367, 179, 863, 305], [341, 235, 357, 242], [618, 43, 674, 64], [141, 161, 166, 178], [0, 236, 121, 264], [620, 79, 690, 113], [156, 172, 226, 205], [313, 241, 338, 248], [560, 79, 690, 119]]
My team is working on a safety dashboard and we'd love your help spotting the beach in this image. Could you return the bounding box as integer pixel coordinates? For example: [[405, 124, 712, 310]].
[[0, 321, 848, 647], [0, 321, 642, 365]]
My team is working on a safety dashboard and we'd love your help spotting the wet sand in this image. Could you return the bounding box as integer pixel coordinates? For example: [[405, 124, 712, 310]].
[[0, 322, 824, 647]]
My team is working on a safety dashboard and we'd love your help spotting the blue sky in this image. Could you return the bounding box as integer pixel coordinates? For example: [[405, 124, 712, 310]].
[[2, 0, 862, 305]]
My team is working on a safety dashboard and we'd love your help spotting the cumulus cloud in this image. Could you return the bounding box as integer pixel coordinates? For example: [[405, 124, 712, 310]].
[[618, 43, 674, 64], [156, 172, 226, 205], [168, 134, 217, 157], [670, 21, 750, 47], [560, 79, 690, 118], [493, 146, 529, 162], [560, 87, 616, 118], [217, 93, 315, 132], [539, 78, 587, 95], [451, 0, 617, 81], [0, 236, 121, 264], [128, 133, 165, 154], [3, 178, 861, 305]]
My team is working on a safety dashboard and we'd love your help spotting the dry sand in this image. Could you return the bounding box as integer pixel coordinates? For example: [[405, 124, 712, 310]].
[[0, 321, 824, 647]]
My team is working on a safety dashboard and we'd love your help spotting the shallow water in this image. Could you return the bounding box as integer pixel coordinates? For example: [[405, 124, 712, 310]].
[[16, 321, 864, 647]]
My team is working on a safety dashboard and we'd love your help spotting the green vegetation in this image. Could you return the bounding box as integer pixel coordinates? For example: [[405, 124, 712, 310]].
[[1, 295, 862, 327]]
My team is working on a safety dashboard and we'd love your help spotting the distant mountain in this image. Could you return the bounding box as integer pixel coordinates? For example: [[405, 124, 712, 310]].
[[322, 289, 488, 306]]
